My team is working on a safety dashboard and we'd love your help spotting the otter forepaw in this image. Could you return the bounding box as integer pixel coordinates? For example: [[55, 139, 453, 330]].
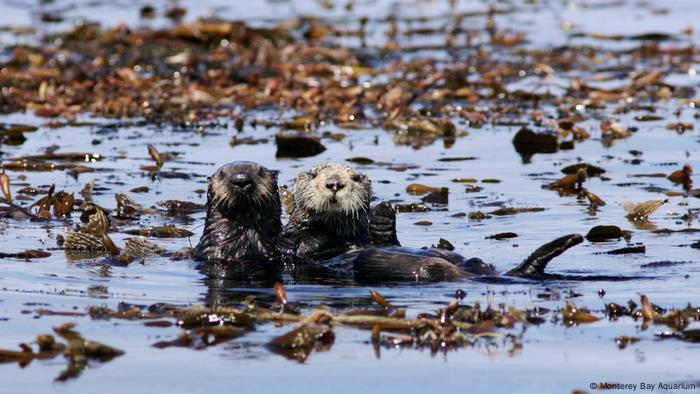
[[369, 201, 400, 246]]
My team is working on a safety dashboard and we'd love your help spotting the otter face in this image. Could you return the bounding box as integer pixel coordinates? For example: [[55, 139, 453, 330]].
[[293, 163, 370, 217], [208, 161, 278, 213]]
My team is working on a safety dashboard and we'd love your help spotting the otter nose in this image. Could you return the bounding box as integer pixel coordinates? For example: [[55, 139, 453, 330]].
[[326, 181, 345, 192], [231, 173, 253, 188]]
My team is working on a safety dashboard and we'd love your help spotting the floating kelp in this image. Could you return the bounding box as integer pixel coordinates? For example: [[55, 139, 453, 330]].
[[10, 285, 699, 374], [63, 208, 116, 255], [0, 250, 51, 259], [123, 238, 165, 257], [0, 173, 12, 202], [582, 189, 606, 207], [640, 261, 693, 269], [0, 323, 123, 382], [123, 225, 193, 238], [489, 207, 545, 216], [156, 200, 206, 214], [486, 232, 518, 240], [615, 336, 640, 349], [562, 302, 600, 325], [153, 326, 250, 350], [512, 127, 558, 155], [433, 238, 455, 251], [601, 244, 645, 255], [395, 202, 431, 213], [561, 163, 606, 176], [622, 199, 668, 220], [384, 116, 458, 148], [115, 194, 156, 217], [406, 184, 441, 196], [585, 225, 630, 242], [147, 145, 164, 168], [667, 164, 692, 184], [421, 188, 448, 205], [275, 132, 326, 158], [545, 168, 586, 191], [267, 319, 335, 362], [468, 211, 492, 220], [464, 185, 484, 193]]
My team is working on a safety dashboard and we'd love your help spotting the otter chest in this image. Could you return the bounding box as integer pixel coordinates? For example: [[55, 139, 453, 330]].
[[233, 227, 270, 258]]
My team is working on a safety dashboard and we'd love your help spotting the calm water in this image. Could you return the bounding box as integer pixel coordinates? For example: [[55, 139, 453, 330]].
[[0, 1, 699, 393]]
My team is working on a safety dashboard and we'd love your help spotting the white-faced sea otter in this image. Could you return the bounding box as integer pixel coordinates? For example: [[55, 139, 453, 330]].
[[276, 163, 373, 260], [281, 162, 609, 283]]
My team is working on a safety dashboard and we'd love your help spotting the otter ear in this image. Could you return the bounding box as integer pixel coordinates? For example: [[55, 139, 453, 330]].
[[351, 173, 368, 183], [269, 169, 280, 179], [307, 169, 318, 179]]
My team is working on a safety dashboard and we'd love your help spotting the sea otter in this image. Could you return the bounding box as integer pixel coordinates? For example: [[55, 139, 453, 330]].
[[193, 161, 282, 263], [284, 162, 622, 283], [276, 163, 373, 260]]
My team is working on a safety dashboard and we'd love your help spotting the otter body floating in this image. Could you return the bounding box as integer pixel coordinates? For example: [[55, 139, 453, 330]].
[[323, 234, 584, 283], [275, 164, 591, 283], [195, 161, 632, 283]]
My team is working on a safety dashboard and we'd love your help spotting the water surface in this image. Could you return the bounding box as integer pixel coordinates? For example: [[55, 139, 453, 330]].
[[0, 1, 699, 393]]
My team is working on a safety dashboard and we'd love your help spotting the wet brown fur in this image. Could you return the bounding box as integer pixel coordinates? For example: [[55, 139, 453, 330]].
[[193, 161, 282, 262]]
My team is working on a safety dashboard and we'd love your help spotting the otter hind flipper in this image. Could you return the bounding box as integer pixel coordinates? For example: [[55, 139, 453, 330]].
[[505, 234, 583, 279], [351, 248, 471, 283], [369, 202, 400, 247]]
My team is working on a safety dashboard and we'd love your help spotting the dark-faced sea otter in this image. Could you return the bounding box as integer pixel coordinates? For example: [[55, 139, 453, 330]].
[[193, 161, 282, 262]]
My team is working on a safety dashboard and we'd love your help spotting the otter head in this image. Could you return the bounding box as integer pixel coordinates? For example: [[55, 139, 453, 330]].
[[294, 163, 371, 220], [208, 161, 279, 216]]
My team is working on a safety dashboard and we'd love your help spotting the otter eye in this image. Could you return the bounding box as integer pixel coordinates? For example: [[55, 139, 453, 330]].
[[351, 174, 363, 182]]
